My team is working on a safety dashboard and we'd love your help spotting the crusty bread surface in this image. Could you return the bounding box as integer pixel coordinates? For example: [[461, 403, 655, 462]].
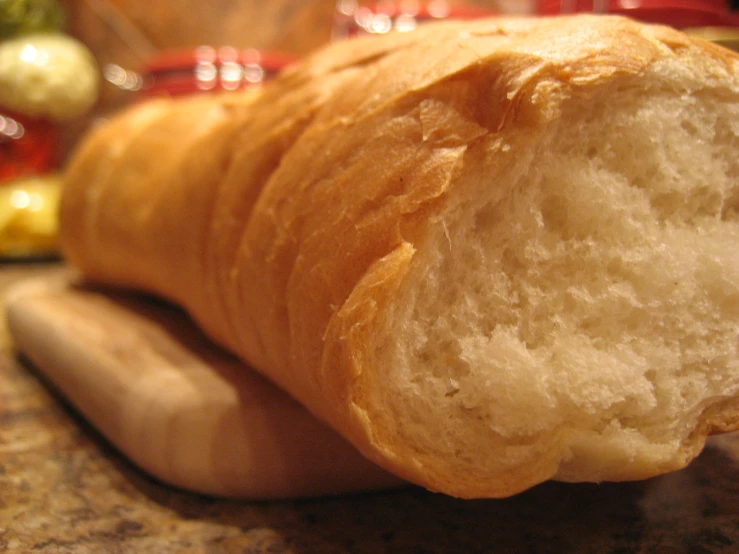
[[60, 15, 739, 498]]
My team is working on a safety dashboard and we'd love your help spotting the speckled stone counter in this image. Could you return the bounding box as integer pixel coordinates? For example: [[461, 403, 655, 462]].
[[1, 263, 738, 554]]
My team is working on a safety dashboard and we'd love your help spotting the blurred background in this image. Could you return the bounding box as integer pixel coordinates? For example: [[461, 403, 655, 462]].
[[25, 0, 739, 161], [9, 0, 739, 167], [0, 0, 738, 258]]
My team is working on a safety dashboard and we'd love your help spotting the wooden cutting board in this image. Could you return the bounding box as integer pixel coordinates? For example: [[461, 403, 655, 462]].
[[4, 273, 401, 499]]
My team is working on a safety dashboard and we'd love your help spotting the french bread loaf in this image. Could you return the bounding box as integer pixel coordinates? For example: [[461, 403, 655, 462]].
[[60, 14, 739, 498]]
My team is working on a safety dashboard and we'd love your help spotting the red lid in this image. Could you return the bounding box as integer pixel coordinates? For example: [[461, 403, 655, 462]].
[[139, 47, 296, 98], [333, 0, 497, 39], [537, 0, 739, 28]]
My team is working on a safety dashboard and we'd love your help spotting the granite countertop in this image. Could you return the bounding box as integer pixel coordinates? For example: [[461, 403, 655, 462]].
[[1, 262, 738, 554]]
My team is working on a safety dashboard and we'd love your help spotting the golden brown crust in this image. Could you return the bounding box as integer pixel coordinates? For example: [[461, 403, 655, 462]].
[[60, 15, 739, 497]]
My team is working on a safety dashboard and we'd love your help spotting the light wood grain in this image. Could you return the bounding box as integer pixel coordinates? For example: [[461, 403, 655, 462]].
[[5, 273, 401, 498]]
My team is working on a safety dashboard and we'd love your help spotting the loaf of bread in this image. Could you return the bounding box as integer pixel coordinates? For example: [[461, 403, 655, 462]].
[[60, 14, 739, 498]]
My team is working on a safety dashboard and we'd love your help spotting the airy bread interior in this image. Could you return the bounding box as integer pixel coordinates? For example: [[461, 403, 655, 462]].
[[373, 63, 739, 490]]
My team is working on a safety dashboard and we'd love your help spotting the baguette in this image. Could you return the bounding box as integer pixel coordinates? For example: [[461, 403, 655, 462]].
[[60, 15, 739, 498]]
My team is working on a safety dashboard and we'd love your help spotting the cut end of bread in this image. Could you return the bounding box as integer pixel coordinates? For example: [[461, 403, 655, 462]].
[[370, 60, 739, 497]]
